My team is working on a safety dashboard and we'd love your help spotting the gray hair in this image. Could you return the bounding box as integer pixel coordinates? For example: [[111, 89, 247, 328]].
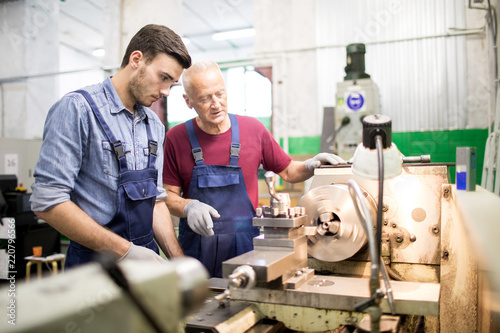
[[182, 60, 221, 96]]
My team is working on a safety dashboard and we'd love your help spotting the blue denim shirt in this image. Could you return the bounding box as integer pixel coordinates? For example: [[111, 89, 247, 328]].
[[31, 77, 167, 225]]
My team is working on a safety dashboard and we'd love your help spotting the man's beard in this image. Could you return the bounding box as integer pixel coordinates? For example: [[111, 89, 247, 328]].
[[128, 66, 152, 108]]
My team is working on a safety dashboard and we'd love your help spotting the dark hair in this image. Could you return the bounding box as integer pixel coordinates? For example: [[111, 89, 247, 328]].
[[120, 24, 191, 69]]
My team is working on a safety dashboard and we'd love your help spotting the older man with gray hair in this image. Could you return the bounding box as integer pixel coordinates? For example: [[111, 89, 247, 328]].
[[163, 60, 344, 277]]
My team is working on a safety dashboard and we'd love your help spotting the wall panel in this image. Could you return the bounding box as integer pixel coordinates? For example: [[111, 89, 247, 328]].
[[316, 0, 474, 132]]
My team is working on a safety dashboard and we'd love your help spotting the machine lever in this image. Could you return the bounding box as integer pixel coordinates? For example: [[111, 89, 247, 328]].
[[354, 289, 384, 312], [402, 155, 431, 163], [355, 297, 375, 312], [265, 171, 281, 201], [379, 258, 396, 315], [214, 289, 232, 302]]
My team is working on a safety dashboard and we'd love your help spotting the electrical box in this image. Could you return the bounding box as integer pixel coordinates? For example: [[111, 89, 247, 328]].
[[335, 78, 380, 160], [456, 147, 476, 191]]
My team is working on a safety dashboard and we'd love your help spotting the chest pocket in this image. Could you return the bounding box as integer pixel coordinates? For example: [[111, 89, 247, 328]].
[[102, 141, 131, 177], [197, 166, 241, 188], [122, 179, 160, 200]]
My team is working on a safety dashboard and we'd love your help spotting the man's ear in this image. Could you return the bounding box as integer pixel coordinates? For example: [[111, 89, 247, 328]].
[[129, 50, 143, 69], [183, 94, 192, 109]]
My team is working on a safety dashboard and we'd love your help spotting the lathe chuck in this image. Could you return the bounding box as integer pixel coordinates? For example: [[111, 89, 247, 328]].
[[298, 184, 377, 262]]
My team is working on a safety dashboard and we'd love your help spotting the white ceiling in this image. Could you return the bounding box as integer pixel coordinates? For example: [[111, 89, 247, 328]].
[[182, 0, 254, 53], [59, 0, 105, 56], [59, 0, 254, 61]]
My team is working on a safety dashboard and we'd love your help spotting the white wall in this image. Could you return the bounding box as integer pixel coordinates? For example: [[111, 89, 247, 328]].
[[1, 1, 495, 142], [315, 0, 485, 133], [253, 0, 318, 153], [253, 0, 492, 137], [0, 0, 59, 140], [58, 46, 105, 99], [0, 0, 183, 141], [0, 138, 42, 190]]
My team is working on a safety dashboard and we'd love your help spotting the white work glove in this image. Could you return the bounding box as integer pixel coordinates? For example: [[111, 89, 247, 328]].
[[305, 153, 345, 172], [119, 243, 165, 263], [183, 199, 219, 237]]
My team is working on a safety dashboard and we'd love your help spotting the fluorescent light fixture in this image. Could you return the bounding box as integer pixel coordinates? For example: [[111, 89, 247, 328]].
[[212, 28, 255, 41], [92, 48, 105, 57]]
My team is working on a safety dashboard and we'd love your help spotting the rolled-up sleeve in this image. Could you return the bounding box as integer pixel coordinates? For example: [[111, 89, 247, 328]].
[[30, 183, 72, 211]]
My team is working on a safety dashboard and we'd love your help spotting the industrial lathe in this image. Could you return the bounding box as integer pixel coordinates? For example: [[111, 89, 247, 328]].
[[187, 163, 500, 333], [1, 163, 499, 332]]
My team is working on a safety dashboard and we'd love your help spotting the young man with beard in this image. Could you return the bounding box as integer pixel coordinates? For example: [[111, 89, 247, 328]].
[[31, 24, 190, 267]]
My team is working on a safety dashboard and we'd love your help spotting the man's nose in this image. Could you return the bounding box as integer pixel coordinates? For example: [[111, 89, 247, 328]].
[[211, 96, 222, 108], [160, 86, 171, 97]]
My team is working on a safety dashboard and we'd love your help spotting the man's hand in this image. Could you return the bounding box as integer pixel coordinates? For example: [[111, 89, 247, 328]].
[[183, 200, 219, 237], [305, 153, 345, 172], [119, 243, 165, 263]]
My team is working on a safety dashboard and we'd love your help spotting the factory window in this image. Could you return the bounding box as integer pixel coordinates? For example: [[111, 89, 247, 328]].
[[166, 66, 272, 130]]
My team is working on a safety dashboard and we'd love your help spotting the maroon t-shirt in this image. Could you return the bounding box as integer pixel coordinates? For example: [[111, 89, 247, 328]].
[[163, 115, 292, 208]]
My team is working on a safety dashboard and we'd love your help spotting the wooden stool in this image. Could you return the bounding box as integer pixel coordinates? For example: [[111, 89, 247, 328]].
[[25, 254, 65, 282]]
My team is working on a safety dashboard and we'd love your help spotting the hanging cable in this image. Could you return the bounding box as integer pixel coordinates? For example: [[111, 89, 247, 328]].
[[348, 179, 396, 316], [375, 135, 384, 262]]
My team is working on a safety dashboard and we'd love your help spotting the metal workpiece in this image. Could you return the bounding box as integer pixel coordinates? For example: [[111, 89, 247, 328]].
[[253, 215, 308, 228], [298, 184, 376, 262], [222, 242, 308, 283], [253, 233, 307, 249], [262, 226, 302, 239]]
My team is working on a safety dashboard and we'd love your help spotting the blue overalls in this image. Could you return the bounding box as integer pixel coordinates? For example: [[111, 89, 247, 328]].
[[179, 114, 259, 278], [65, 90, 160, 268]]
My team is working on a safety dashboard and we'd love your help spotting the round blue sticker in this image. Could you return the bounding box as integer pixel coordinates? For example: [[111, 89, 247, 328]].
[[346, 92, 364, 111]]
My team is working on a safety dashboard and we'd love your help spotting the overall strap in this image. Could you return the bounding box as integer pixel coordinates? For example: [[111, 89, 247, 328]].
[[229, 114, 240, 166], [144, 115, 157, 168], [75, 89, 128, 171], [185, 119, 204, 166]]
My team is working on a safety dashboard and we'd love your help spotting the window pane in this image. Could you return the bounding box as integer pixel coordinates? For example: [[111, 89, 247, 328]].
[[167, 66, 272, 128]]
